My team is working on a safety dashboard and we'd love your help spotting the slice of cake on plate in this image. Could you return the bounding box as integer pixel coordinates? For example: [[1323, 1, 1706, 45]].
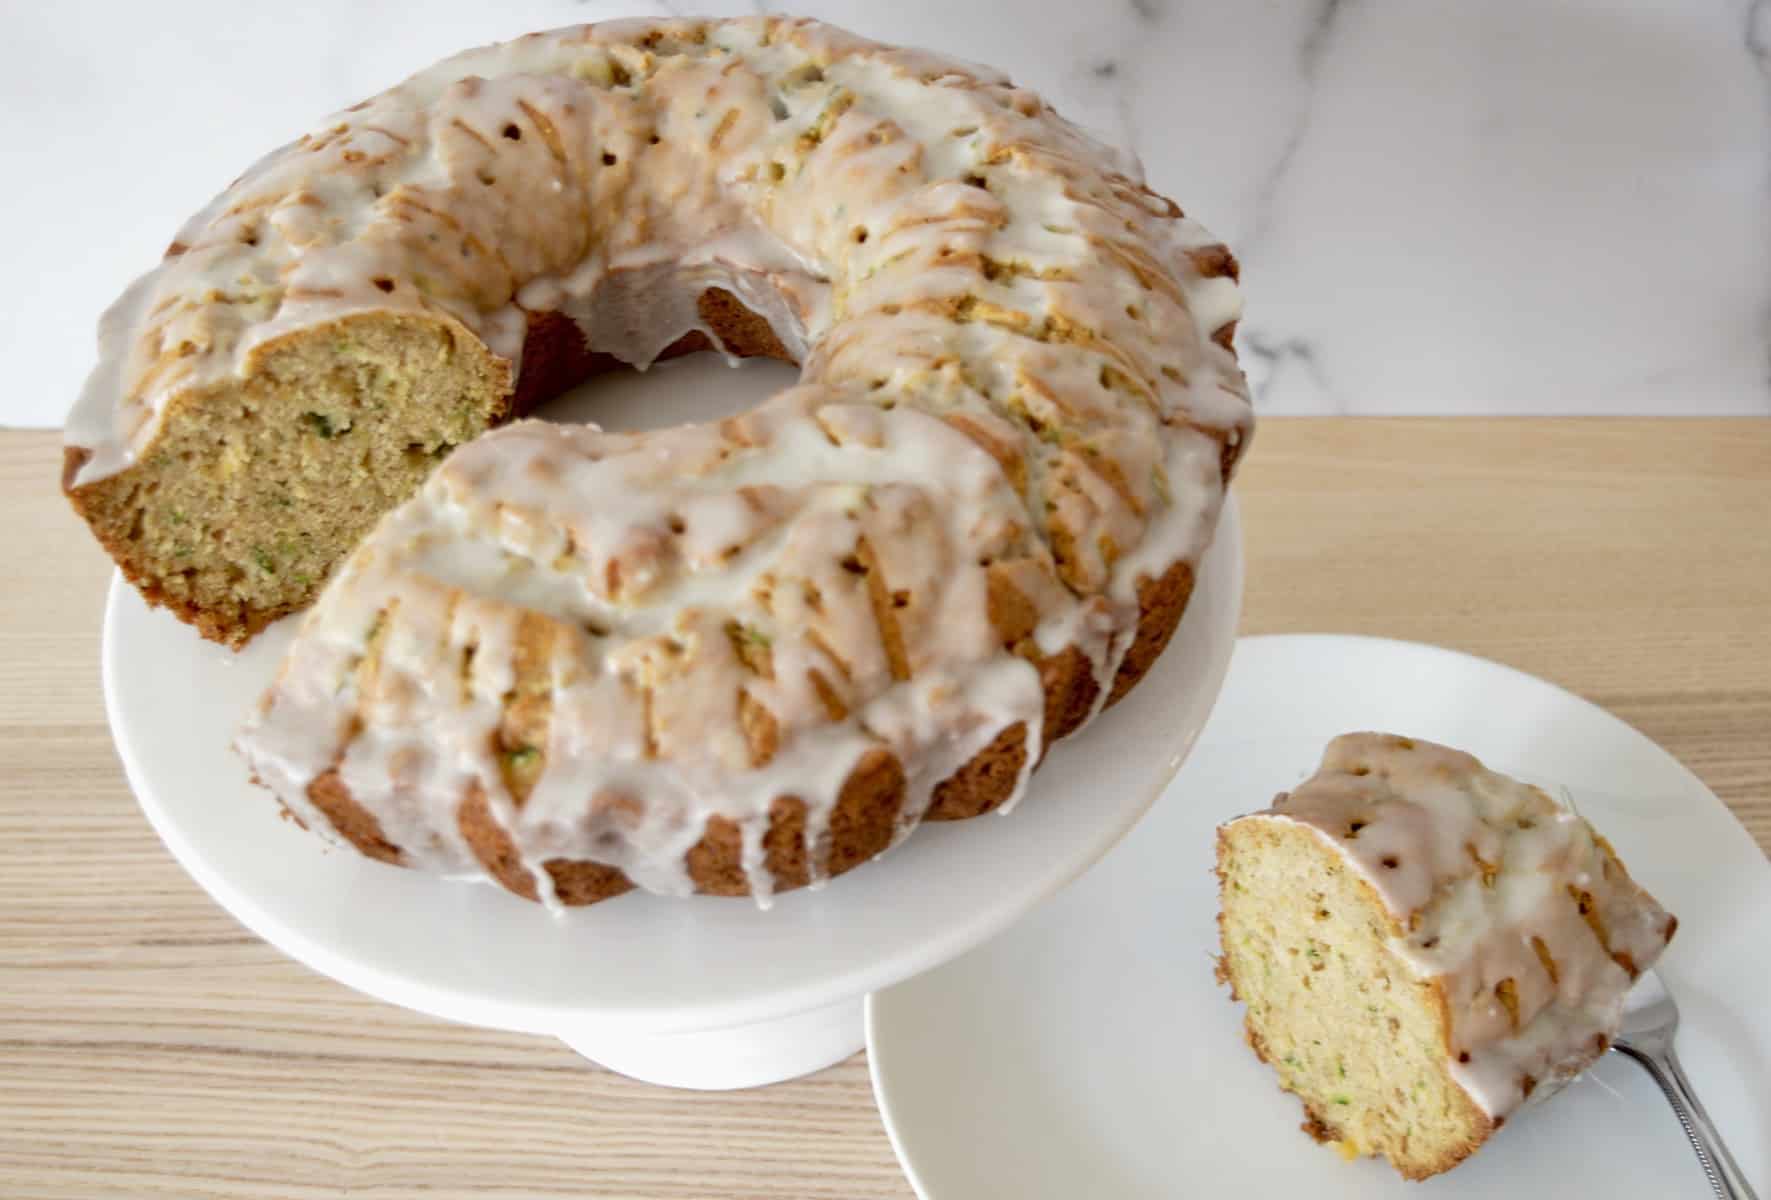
[[1215, 732, 1677, 1179]]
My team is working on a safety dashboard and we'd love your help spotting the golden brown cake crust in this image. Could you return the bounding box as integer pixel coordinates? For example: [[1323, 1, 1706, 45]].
[[506, 288, 797, 422], [302, 523, 1197, 904], [308, 769, 402, 865]]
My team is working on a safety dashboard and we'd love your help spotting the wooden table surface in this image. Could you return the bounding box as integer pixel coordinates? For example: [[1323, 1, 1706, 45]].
[[2, 420, 1767, 1198]]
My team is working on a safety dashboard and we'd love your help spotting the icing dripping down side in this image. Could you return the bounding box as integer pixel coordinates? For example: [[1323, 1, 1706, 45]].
[[1255, 733, 1676, 1122], [239, 401, 1051, 907]]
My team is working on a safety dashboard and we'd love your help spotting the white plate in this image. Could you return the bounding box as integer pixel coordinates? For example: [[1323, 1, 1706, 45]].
[[100, 356, 1246, 1086], [868, 635, 1771, 1197]]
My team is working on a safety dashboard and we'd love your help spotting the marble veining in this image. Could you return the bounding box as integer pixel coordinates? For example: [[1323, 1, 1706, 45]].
[[7, 0, 1769, 424], [1238, 0, 1349, 268], [1750, 0, 1771, 74]]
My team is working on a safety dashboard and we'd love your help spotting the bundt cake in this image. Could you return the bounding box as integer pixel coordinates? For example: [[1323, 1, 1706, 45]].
[[1215, 733, 1677, 1179], [65, 16, 1251, 907]]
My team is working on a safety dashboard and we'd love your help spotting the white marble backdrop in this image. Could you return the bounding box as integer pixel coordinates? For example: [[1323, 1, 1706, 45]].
[[7, 0, 1767, 425]]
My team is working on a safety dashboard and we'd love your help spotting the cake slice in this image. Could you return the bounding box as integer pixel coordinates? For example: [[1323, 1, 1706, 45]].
[[1215, 733, 1677, 1179]]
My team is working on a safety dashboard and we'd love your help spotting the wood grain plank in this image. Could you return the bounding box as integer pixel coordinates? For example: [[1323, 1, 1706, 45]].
[[3, 422, 1767, 1198], [1236, 419, 1771, 846]]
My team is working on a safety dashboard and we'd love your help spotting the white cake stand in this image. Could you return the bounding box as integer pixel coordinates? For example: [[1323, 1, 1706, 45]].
[[99, 361, 1245, 1090]]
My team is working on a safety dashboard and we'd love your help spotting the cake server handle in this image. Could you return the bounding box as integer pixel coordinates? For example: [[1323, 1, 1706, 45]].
[[1613, 1039, 1759, 1200]]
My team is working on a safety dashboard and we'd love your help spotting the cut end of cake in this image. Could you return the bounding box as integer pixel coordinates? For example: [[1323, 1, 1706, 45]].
[[1215, 815, 1492, 1179], [64, 313, 509, 646]]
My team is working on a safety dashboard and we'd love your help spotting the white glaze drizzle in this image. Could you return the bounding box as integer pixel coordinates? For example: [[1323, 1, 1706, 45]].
[[1248, 733, 1675, 1122], [85, 15, 1255, 905]]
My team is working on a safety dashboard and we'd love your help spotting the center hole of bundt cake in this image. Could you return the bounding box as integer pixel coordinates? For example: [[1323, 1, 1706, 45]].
[[536, 353, 798, 434], [522, 284, 804, 434]]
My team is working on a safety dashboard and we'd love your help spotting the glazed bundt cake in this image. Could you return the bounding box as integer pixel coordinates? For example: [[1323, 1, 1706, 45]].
[[1216, 734, 1676, 1179], [65, 17, 1251, 907]]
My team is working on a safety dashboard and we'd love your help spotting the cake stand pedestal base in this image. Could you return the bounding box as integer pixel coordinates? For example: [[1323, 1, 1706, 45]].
[[557, 996, 865, 1090]]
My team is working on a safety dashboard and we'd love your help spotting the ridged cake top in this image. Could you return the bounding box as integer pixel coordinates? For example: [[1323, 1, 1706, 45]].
[[1260, 733, 1674, 1119], [206, 16, 1249, 906], [65, 16, 1246, 492]]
